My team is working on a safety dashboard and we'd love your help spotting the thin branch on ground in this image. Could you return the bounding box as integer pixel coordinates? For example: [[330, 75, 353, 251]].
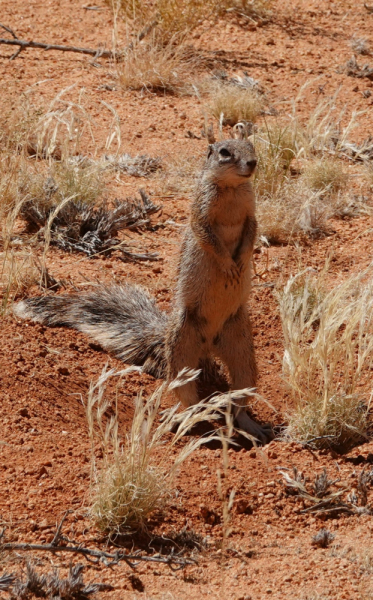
[[0, 23, 115, 60], [0, 515, 196, 572], [0, 21, 159, 61], [2, 540, 195, 571]]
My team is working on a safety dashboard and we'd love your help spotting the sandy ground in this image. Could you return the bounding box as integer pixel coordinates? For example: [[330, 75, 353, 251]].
[[1, 0, 373, 598]]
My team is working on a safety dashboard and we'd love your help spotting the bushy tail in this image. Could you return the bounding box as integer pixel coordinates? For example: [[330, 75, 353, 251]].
[[13, 284, 168, 378]]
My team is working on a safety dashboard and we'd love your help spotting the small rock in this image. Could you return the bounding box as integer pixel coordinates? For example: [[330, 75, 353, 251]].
[[19, 407, 30, 418], [236, 499, 253, 515], [57, 366, 70, 376], [29, 520, 37, 531], [38, 519, 51, 530], [37, 466, 48, 479]]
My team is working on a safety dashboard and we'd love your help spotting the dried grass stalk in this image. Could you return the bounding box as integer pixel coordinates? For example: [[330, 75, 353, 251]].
[[87, 366, 256, 533], [278, 265, 373, 449]]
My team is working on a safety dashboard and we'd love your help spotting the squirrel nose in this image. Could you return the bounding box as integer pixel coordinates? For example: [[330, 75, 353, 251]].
[[247, 159, 257, 169]]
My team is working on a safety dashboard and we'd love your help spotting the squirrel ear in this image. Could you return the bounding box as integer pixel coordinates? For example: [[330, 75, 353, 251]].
[[207, 145, 214, 158]]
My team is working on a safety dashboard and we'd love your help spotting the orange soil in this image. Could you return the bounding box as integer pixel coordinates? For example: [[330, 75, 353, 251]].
[[1, 0, 373, 598]]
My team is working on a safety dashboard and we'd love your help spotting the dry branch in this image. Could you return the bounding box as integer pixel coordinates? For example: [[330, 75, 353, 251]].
[[0, 23, 115, 60], [0, 515, 196, 572], [0, 21, 158, 61], [2, 541, 195, 570]]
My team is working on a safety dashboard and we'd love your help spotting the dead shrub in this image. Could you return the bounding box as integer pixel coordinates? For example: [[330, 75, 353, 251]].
[[278, 266, 373, 449]]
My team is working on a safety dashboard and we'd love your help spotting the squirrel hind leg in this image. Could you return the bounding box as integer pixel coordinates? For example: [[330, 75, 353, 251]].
[[166, 310, 205, 408], [214, 306, 273, 444]]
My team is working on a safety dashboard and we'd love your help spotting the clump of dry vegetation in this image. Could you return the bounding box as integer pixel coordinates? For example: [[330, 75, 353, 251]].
[[253, 122, 298, 198], [278, 265, 373, 449], [207, 81, 264, 127], [87, 366, 255, 533], [350, 37, 371, 56], [19, 160, 105, 213], [252, 121, 338, 242], [256, 180, 332, 243], [7, 561, 110, 600], [0, 250, 39, 316], [251, 91, 370, 243], [281, 466, 373, 515], [303, 158, 349, 193], [117, 39, 194, 93], [114, 0, 273, 43], [312, 529, 335, 548]]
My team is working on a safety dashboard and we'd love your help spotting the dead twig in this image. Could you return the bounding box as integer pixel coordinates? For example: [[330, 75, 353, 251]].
[[0, 21, 159, 61], [0, 23, 115, 60], [2, 540, 195, 570], [0, 512, 196, 572]]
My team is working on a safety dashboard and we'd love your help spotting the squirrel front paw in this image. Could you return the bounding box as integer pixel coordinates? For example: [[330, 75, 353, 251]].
[[222, 260, 241, 284]]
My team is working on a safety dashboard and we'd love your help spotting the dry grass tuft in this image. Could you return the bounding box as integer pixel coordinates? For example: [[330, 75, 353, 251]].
[[18, 160, 104, 215], [351, 37, 371, 56], [87, 367, 254, 533], [114, 0, 273, 43], [0, 250, 39, 316], [256, 179, 332, 243], [303, 158, 349, 194], [278, 265, 373, 449], [253, 122, 298, 198], [207, 81, 264, 126], [252, 112, 365, 243], [117, 40, 193, 93]]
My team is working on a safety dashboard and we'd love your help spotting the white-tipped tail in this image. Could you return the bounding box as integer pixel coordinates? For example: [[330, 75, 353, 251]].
[[13, 300, 37, 320]]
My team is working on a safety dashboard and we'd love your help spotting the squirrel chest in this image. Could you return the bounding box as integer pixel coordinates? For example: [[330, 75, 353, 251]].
[[212, 185, 255, 254]]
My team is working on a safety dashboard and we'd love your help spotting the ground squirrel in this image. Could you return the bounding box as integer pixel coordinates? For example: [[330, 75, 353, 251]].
[[14, 139, 273, 444]]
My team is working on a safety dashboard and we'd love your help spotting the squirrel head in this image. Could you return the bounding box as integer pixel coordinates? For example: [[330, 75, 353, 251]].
[[204, 140, 257, 187]]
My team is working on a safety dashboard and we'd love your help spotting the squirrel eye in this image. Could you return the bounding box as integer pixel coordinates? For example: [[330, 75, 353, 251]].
[[219, 148, 231, 158]]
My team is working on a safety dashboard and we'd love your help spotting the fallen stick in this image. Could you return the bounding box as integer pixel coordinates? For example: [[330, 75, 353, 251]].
[[0, 513, 196, 572], [0, 23, 115, 60], [0, 21, 158, 61], [2, 541, 196, 571]]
